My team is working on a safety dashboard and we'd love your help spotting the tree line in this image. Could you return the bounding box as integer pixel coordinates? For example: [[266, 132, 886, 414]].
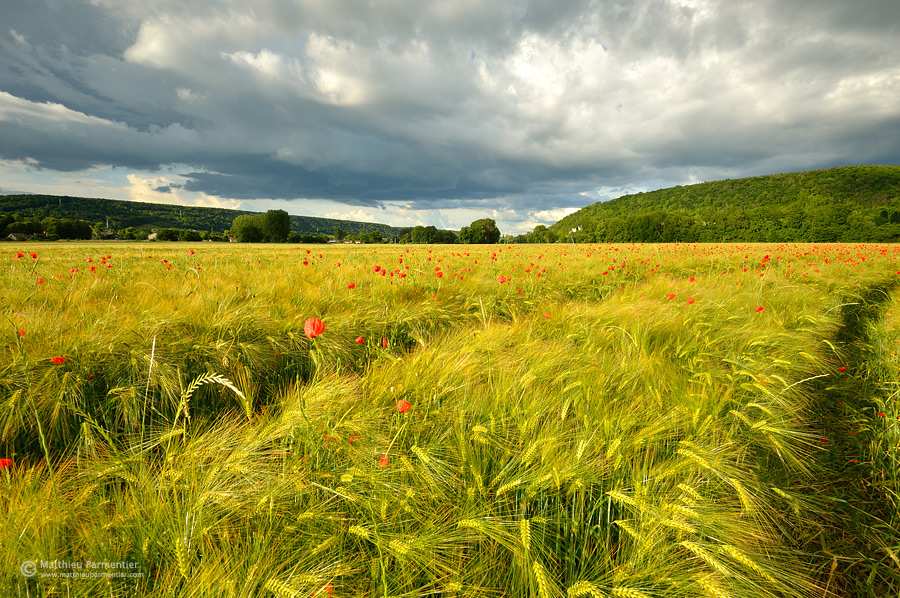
[[2, 198, 504, 245], [0, 194, 407, 238], [230, 215, 502, 244]]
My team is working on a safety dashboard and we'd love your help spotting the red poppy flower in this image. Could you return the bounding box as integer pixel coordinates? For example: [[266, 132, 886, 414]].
[[686, 298, 695, 305], [666, 293, 676, 300], [378, 455, 389, 467], [0, 458, 11, 468], [50, 357, 67, 364], [436, 271, 443, 278], [382, 338, 388, 348], [543, 312, 551, 319], [304, 318, 325, 339], [324, 583, 334, 595], [36, 277, 43, 285], [189, 250, 196, 255], [347, 283, 356, 289], [17, 330, 24, 337], [356, 337, 365, 344], [755, 306, 765, 312], [838, 366, 846, 371], [397, 400, 411, 413], [14, 253, 24, 259], [30, 253, 37, 259]]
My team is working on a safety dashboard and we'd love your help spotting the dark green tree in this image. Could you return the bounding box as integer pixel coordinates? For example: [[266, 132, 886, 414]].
[[361, 230, 383, 243], [459, 218, 501, 244], [434, 229, 457, 243], [156, 228, 180, 241], [230, 215, 264, 242], [55, 218, 93, 239], [0, 213, 14, 237], [410, 226, 428, 243], [264, 209, 291, 242]]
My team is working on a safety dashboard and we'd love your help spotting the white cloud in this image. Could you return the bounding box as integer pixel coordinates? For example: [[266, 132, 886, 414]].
[[0, 91, 127, 129], [126, 172, 242, 210], [175, 87, 204, 103], [9, 28, 29, 46], [533, 207, 580, 222]]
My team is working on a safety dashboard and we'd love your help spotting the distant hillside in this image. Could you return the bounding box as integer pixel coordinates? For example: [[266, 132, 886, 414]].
[[0, 194, 405, 237], [543, 165, 900, 243]]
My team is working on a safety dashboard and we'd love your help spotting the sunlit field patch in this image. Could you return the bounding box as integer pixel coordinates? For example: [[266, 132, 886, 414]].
[[2, 242, 899, 597]]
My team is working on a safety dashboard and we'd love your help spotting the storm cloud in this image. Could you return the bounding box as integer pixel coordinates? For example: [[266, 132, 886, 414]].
[[1, 0, 899, 232]]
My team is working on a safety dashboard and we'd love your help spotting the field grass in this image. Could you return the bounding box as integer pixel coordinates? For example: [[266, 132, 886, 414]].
[[1, 242, 899, 597]]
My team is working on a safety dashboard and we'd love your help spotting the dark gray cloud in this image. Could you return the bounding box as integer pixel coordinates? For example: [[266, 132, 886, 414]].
[[1, 0, 899, 231]]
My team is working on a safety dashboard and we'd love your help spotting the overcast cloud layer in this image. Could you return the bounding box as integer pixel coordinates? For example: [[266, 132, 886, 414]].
[[2, 0, 899, 233]]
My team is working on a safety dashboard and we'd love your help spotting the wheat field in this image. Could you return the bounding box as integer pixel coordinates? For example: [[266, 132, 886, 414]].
[[1, 242, 898, 597]]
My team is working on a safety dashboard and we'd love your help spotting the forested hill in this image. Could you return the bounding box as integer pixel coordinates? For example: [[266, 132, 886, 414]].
[[0, 194, 403, 237], [548, 165, 900, 243]]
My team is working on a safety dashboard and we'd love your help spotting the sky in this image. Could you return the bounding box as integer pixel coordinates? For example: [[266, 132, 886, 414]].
[[1, 0, 899, 235]]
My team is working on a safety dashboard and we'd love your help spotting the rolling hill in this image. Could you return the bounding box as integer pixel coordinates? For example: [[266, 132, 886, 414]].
[[543, 165, 900, 243]]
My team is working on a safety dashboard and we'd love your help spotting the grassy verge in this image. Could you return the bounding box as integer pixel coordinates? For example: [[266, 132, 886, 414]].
[[810, 282, 900, 596]]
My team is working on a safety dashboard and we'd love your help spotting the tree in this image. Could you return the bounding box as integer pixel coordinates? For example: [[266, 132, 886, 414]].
[[53, 218, 92, 239], [434, 229, 457, 243], [41, 217, 59, 235], [230, 215, 265, 242], [264, 209, 291, 242], [459, 218, 501, 244], [156, 228, 180, 241], [334, 226, 346, 241], [410, 226, 428, 243], [0, 213, 15, 237], [361, 230, 383, 243]]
